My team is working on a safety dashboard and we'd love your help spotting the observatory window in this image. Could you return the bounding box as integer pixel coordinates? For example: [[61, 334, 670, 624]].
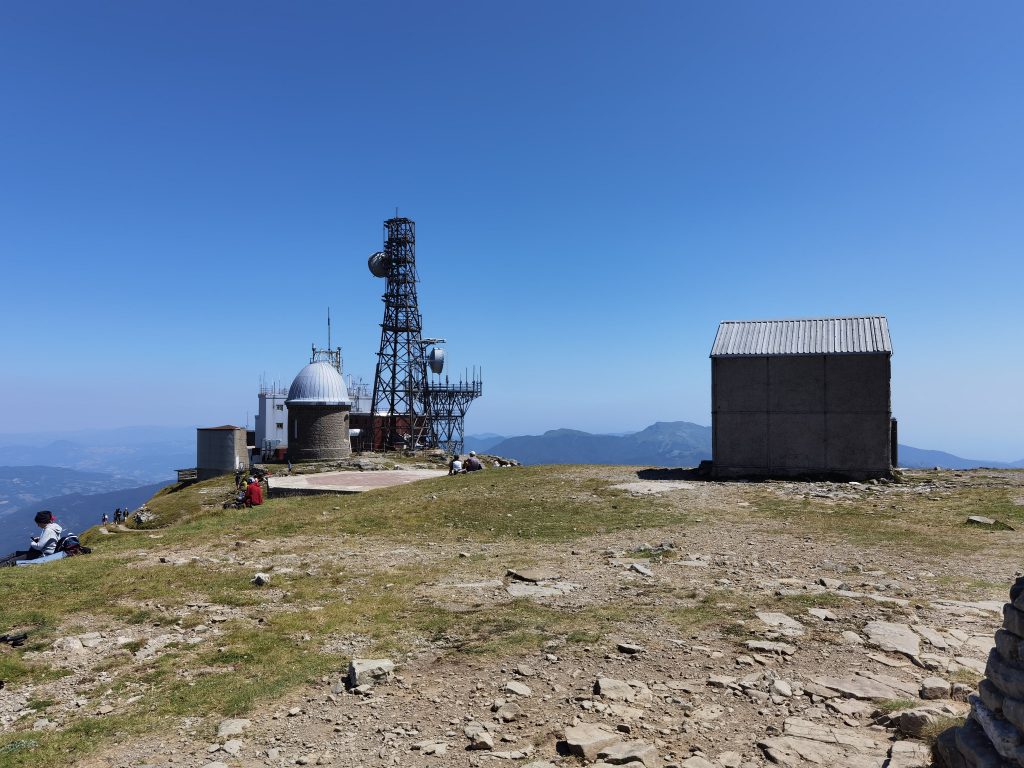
[[276, 404, 284, 411], [276, 422, 284, 430]]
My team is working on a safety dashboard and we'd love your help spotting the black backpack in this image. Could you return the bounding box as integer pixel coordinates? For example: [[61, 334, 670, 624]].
[[54, 533, 91, 556]]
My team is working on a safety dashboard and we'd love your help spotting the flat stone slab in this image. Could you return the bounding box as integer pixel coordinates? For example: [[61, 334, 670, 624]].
[[507, 567, 561, 583], [609, 481, 696, 495], [864, 621, 921, 658], [811, 673, 913, 700], [758, 717, 890, 768], [598, 739, 662, 767], [563, 723, 621, 761], [912, 624, 949, 650], [832, 589, 910, 607], [745, 640, 797, 656], [857, 671, 920, 698], [347, 658, 395, 688], [268, 468, 446, 495], [217, 719, 251, 739], [757, 612, 805, 636], [932, 599, 1004, 616], [809, 608, 837, 621], [505, 582, 576, 598], [783, 717, 885, 750], [887, 741, 932, 768]]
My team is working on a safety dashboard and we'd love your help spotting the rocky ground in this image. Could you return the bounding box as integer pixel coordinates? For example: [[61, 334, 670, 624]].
[[3, 469, 1023, 768]]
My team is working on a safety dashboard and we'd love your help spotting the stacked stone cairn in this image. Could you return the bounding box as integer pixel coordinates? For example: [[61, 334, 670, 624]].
[[937, 576, 1024, 768]]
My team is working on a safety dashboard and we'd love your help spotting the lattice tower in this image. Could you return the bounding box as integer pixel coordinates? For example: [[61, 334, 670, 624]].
[[368, 218, 433, 450]]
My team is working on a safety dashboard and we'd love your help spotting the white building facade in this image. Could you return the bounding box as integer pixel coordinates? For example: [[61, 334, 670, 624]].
[[255, 385, 289, 458]]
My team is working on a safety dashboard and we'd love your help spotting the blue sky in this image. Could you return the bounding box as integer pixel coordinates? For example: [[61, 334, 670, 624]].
[[1, 2, 1022, 460]]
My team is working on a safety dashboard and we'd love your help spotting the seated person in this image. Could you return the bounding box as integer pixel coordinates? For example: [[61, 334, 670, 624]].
[[244, 477, 264, 507], [448, 456, 464, 475], [463, 452, 484, 472], [0, 511, 63, 566]]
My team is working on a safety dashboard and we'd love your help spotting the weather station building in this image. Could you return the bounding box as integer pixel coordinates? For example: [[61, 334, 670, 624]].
[[255, 383, 289, 460], [285, 360, 353, 461], [710, 316, 894, 480]]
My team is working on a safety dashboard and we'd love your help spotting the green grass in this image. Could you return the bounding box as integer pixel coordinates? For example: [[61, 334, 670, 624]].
[[874, 698, 919, 714], [667, 591, 745, 635], [773, 591, 848, 609], [1, 465, 1020, 768], [733, 479, 1024, 557]]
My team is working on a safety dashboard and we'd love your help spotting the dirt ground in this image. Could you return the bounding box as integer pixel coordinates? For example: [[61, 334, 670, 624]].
[[7, 469, 1024, 768]]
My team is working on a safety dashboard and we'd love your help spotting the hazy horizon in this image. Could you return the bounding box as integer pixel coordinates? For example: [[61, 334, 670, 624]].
[[0, 422, 1020, 464]]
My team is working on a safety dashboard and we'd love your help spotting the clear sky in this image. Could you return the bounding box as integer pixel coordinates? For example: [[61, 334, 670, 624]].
[[2, 2, 1022, 460]]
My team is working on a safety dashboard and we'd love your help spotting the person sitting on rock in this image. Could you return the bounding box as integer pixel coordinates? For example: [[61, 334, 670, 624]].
[[463, 452, 484, 472], [0, 511, 63, 566]]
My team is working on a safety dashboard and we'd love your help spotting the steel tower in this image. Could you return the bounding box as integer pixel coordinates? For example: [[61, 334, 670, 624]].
[[367, 217, 431, 450], [366, 216, 482, 454]]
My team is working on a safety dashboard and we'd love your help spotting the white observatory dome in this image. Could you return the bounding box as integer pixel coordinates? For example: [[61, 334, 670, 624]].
[[286, 361, 351, 406]]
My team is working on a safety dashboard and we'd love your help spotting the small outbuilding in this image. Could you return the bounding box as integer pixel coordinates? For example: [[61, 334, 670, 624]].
[[710, 316, 894, 480], [196, 425, 249, 481], [286, 361, 352, 461]]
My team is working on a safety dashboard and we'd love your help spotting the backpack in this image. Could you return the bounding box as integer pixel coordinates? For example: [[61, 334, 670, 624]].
[[54, 533, 91, 557]]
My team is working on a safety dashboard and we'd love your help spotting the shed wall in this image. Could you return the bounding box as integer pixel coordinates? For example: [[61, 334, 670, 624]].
[[197, 429, 249, 481], [712, 354, 891, 479]]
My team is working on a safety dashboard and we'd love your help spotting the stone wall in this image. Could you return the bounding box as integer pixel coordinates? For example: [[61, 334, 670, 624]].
[[287, 405, 352, 461], [937, 576, 1024, 767]]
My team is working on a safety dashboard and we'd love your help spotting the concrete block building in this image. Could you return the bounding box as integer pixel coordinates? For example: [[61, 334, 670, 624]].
[[196, 425, 249, 481], [710, 316, 894, 480]]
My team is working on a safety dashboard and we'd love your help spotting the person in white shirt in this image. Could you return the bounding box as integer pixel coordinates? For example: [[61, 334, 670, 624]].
[[29, 511, 63, 556], [0, 511, 63, 566]]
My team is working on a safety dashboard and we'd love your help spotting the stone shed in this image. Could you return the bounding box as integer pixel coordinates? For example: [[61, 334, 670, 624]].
[[285, 361, 352, 462], [710, 316, 894, 480]]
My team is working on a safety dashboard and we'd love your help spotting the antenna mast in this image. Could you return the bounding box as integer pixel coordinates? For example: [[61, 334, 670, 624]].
[[365, 216, 482, 454]]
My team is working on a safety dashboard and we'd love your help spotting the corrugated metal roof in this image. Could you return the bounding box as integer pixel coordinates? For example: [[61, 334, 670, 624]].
[[710, 316, 891, 357]]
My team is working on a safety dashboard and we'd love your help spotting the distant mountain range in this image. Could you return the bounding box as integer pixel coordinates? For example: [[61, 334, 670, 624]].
[[469, 423, 1024, 470], [0, 426, 193, 483], [0, 427, 190, 553]]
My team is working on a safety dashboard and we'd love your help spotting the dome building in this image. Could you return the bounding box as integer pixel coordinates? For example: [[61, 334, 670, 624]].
[[285, 361, 352, 461]]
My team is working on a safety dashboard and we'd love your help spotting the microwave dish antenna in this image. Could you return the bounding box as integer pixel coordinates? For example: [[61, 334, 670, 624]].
[[368, 251, 390, 278]]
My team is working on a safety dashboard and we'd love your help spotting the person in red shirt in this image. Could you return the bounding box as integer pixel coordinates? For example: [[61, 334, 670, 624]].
[[244, 477, 264, 507]]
